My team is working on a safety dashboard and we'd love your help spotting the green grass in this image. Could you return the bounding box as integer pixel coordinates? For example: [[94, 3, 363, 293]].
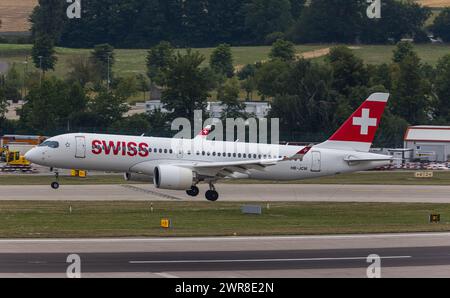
[[2, 43, 450, 80], [0, 201, 448, 238], [1, 171, 450, 185]]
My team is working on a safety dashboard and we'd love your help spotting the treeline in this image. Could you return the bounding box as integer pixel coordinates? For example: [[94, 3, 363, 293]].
[[2, 41, 450, 147], [28, 0, 450, 48]]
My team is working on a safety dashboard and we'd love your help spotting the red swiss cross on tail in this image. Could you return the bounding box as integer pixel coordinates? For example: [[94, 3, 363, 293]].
[[316, 93, 390, 152]]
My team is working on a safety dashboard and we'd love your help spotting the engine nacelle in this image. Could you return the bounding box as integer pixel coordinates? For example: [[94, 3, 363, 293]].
[[153, 165, 194, 190], [124, 172, 153, 182]]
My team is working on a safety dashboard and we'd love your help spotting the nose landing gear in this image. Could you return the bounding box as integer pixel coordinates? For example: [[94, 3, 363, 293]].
[[50, 169, 60, 190]]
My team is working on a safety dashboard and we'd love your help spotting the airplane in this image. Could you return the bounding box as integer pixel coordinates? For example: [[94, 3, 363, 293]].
[[25, 93, 393, 201]]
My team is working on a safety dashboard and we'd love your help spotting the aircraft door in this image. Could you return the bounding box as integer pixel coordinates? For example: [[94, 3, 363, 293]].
[[311, 151, 321, 172], [75, 136, 86, 158]]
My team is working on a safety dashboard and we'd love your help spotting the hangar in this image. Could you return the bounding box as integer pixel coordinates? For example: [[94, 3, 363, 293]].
[[404, 126, 450, 162]]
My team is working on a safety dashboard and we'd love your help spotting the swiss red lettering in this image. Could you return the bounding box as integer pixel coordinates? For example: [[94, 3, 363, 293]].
[[127, 142, 138, 157], [94, 140, 149, 157], [92, 140, 102, 155], [138, 143, 149, 157], [102, 140, 121, 155]]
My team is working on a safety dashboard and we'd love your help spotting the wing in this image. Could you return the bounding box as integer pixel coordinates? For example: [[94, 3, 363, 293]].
[[128, 158, 284, 179], [178, 158, 283, 178]]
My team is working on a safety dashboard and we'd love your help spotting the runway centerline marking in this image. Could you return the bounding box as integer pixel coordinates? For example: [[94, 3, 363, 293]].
[[129, 255, 411, 264]]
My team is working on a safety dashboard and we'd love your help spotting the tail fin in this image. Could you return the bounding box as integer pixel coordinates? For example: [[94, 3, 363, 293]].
[[316, 93, 390, 152], [194, 125, 213, 140]]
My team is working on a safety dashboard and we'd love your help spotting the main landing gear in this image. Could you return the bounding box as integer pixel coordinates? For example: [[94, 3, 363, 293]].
[[50, 168, 60, 190], [186, 182, 219, 201], [205, 181, 219, 202], [186, 185, 200, 197]]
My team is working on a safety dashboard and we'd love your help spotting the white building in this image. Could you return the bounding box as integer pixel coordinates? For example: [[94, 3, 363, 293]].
[[404, 126, 450, 162], [145, 100, 271, 119]]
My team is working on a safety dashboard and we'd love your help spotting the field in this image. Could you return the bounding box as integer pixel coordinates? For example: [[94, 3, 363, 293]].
[[421, 0, 450, 7], [0, 201, 448, 238], [1, 43, 450, 80], [1, 171, 450, 185], [0, 0, 37, 32]]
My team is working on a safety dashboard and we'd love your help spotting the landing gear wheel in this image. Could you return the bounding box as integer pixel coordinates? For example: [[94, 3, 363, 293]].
[[51, 182, 60, 189], [51, 169, 60, 190], [186, 186, 200, 197], [205, 190, 219, 202]]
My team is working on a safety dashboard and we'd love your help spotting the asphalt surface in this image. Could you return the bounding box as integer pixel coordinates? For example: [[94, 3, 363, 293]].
[[1, 234, 450, 277], [0, 247, 447, 274], [1, 184, 450, 202]]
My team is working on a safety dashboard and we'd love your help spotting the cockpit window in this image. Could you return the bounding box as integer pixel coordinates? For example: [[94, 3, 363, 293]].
[[38, 141, 59, 148]]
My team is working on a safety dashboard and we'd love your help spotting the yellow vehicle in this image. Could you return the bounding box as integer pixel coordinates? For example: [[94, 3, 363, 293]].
[[1, 146, 32, 172], [5, 150, 31, 166]]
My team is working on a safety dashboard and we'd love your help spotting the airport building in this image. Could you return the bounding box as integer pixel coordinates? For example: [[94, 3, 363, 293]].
[[404, 126, 450, 162], [145, 100, 271, 119]]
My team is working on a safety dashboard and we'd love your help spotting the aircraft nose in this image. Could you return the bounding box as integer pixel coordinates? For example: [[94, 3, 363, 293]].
[[25, 148, 37, 163]]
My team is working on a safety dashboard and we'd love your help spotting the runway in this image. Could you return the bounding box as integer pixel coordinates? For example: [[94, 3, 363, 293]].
[[1, 184, 450, 202], [1, 233, 450, 278]]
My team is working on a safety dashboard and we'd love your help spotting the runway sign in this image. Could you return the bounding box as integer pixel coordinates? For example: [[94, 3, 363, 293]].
[[241, 205, 262, 215], [429, 214, 440, 224], [415, 172, 434, 178], [161, 218, 171, 228]]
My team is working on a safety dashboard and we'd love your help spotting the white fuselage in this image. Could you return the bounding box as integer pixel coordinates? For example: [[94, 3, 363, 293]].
[[26, 133, 391, 181]]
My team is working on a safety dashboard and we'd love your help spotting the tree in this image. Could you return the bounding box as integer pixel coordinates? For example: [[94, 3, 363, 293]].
[[136, 74, 150, 101], [269, 59, 335, 136], [293, 0, 365, 43], [161, 49, 214, 120], [255, 60, 292, 98], [88, 89, 130, 128], [4, 64, 22, 102], [67, 56, 101, 87], [431, 8, 450, 42], [125, 0, 172, 47], [20, 79, 67, 131], [218, 78, 248, 119], [111, 114, 151, 135], [326, 46, 369, 97], [391, 53, 430, 124], [360, 0, 431, 43], [241, 77, 256, 101], [183, 0, 211, 46], [90, 44, 115, 83], [210, 44, 234, 78], [244, 0, 293, 42], [0, 87, 8, 120], [290, 0, 306, 20], [31, 35, 57, 73], [433, 54, 450, 122], [29, 0, 66, 42], [393, 41, 416, 63], [146, 41, 175, 86], [269, 39, 296, 62]]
